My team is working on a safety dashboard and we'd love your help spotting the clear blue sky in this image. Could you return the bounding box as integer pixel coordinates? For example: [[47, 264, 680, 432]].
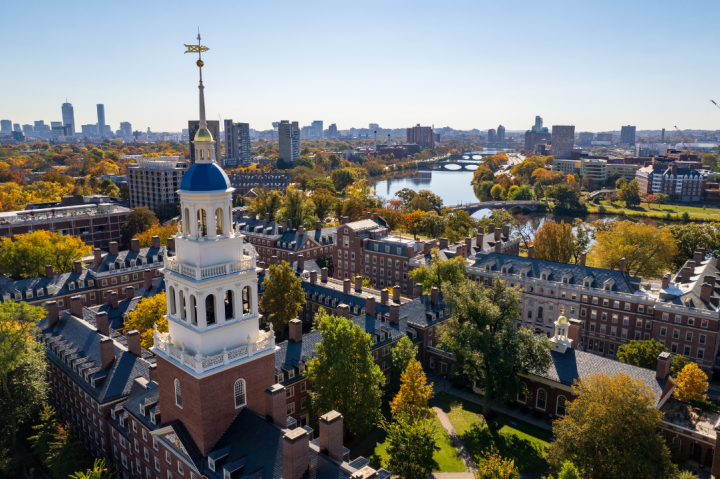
[[2, 0, 719, 134]]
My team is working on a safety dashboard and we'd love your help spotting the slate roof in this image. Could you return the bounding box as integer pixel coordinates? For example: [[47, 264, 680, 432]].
[[82, 295, 144, 330], [39, 311, 152, 404], [0, 269, 94, 303], [118, 379, 161, 432], [91, 245, 167, 274], [180, 162, 232, 192], [666, 257, 720, 312], [236, 218, 336, 251]]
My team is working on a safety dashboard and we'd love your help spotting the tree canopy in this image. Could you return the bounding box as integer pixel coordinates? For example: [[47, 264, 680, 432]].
[[389, 335, 418, 391], [0, 230, 92, 280], [259, 260, 306, 334], [124, 292, 167, 349], [674, 362, 708, 402], [389, 360, 433, 422], [382, 414, 439, 479], [121, 207, 158, 246], [409, 250, 466, 293]]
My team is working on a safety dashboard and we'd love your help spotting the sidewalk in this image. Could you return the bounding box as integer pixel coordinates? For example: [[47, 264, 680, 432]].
[[433, 406, 477, 472]]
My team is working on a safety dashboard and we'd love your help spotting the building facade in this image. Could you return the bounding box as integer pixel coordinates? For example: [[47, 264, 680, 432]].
[[497, 125, 505, 145], [230, 172, 290, 198], [551, 125, 575, 159], [278, 120, 300, 163], [636, 163, 707, 202], [223, 120, 252, 167], [487, 129, 496, 144], [62, 102, 76, 135], [620, 125, 637, 146], [97, 104, 106, 137], [127, 157, 189, 211], [406, 124, 435, 149]]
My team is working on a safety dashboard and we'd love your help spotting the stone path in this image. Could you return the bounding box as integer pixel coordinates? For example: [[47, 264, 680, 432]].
[[432, 406, 477, 472]]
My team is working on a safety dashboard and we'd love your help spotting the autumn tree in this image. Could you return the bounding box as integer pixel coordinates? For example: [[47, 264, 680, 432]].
[[389, 335, 418, 391], [382, 414, 438, 479], [667, 222, 720, 269], [674, 362, 708, 402], [617, 179, 642, 207], [475, 449, 519, 479], [46, 424, 90, 479], [390, 360, 433, 422], [440, 279, 552, 415], [550, 373, 677, 479], [0, 230, 92, 279], [409, 250, 466, 293], [547, 462, 582, 479], [249, 188, 283, 221], [444, 210, 479, 243], [490, 184, 504, 199], [310, 188, 337, 221], [259, 260, 306, 334], [401, 210, 424, 239], [331, 168, 357, 191], [587, 221, 677, 277], [136, 222, 178, 247], [418, 211, 447, 239], [124, 292, 167, 349], [121, 207, 158, 246], [533, 220, 575, 264], [280, 187, 318, 230], [69, 459, 116, 479], [304, 314, 384, 437]]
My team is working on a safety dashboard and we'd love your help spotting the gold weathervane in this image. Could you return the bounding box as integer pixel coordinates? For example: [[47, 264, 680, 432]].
[[184, 31, 209, 68]]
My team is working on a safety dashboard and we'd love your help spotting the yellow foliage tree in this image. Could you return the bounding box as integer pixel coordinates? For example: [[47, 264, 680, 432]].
[[136, 222, 179, 247], [0, 181, 73, 211], [533, 220, 575, 264], [124, 292, 167, 350], [390, 359, 434, 422], [475, 449, 519, 479], [674, 362, 708, 402], [0, 230, 92, 280]]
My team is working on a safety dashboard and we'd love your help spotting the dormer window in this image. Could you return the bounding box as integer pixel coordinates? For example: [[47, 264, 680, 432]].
[[150, 411, 156, 424], [68, 282, 75, 291], [25, 289, 33, 299], [287, 369, 295, 379], [209, 458, 215, 472], [36, 288, 44, 296], [130, 260, 136, 267], [109, 264, 115, 271], [14, 293, 21, 301], [88, 280, 94, 287], [78, 280, 84, 288]]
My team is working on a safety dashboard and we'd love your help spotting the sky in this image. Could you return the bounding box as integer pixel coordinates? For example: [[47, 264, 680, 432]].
[[2, 0, 720, 134]]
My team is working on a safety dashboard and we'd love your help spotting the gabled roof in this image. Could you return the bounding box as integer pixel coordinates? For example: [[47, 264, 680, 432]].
[[0, 269, 94, 303], [91, 245, 167, 274]]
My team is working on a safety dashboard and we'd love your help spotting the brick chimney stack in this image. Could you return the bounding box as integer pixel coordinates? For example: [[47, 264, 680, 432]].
[[319, 411, 344, 462], [389, 304, 399, 324], [46, 301, 59, 328], [381, 289, 389, 306], [70, 295, 84, 318], [297, 254, 305, 272], [365, 296, 376, 317], [701, 283, 713, 303], [266, 384, 287, 426], [343, 279, 351, 295], [109, 291, 119, 309], [337, 304, 350, 318], [74, 260, 82, 274], [100, 338, 115, 369], [149, 363, 157, 383], [310, 270, 317, 285], [95, 311, 109, 336], [392, 285, 401, 303], [656, 352, 671, 379], [705, 275, 716, 288], [265, 212, 270, 222], [495, 241, 502, 254], [283, 428, 310, 479], [431, 286, 439, 306], [321, 267, 328, 282], [680, 266, 692, 283], [93, 248, 102, 266], [488, 223, 495, 234], [439, 238, 449, 250], [289, 319, 302, 343], [109, 242, 118, 256], [494, 228, 501, 240], [619, 257, 626, 274], [528, 245, 534, 259], [152, 236, 161, 249], [131, 238, 140, 252], [503, 225, 510, 238], [45, 264, 54, 279], [125, 286, 135, 299], [298, 225, 304, 236], [166, 237, 175, 253], [355, 275, 363, 293], [316, 220, 322, 231], [251, 211, 257, 220], [580, 253, 587, 266], [414, 283, 423, 298], [126, 330, 141, 357]]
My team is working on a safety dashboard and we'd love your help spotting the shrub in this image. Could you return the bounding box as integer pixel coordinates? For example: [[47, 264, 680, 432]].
[[598, 205, 607, 214]]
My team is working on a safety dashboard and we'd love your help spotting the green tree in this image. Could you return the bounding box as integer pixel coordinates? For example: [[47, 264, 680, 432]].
[[0, 230, 92, 280], [656, 193, 669, 204], [311, 188, 337, 221], [407, 195, 432, 212], [550, 373, 677, 479], [667, 222, 720, 269], [307, 177, 336, 194], [294, 156, 315, 169], [121, 207, 158, 246], [305, 314, 384, 437], [382, 414, 439, 479], [332, 168, 357, 191], [418, 211, 447, 239], [341, 196, 367, 221], [389, 335, 418, 391], [475, 449, 519, 479], [507, 185, 533, 200], [444, 210, 478, 243], [46, 424, 90, 479], [280, 188, 318, 230], [617, 340, 666, 370], [30, 405, 58, 467], [547, 461, 582, 479], [702, 153, 718, 169], [259, 260, 306, 334], [670, 354, 687, 378], [617, 179, 641, 207], [69, 459, 116, 479], [440, 279, 552, 415], [250, 188, 283, 221], [546, 184, 586, 214], [409, 250, 467, 293], [474, 180, 495, 200]]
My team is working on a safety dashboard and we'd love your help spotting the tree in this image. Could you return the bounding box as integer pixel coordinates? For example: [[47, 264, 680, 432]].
[[401, 210, 424, 239], [617, 340, 666, 370], [474, 180, 494, 200], [250, 189, 283, 221], [670, 354, 687, 378], [69, 459, 116, 479], [311, 188, 337, 221], [617, 179, 641, 207], [407, 195, 432, 212], [332, 168, 357, 191], [304, 314, 384, 437], [30, 405, 58, 467], [440, 279, 552, 415], [390, 360, 433, 422], [46, 424, 90, 479], [702, 153, 718, 169], [307, 177, 336, 194], [382, 414, 438, 479], [418, 211, 447, 239], [547, 461, 582, 479], [674, 362, 708, 402], [475, 449, 519, 479], [667, 222, 720, 269], [656, 193, 669, 204], [0, 301, 48, 449], [533, 220, 575, 264], [507, 185, 533, 201], [136, 222, 178, 247], [643, 194, 658, 208], [409, 250, 466, 293], [490, 184, 504, 199], [550, 373, 677, 479], [588, 221, 677, 277], [0, 230, 92, 280], [372, 208, 403, 232], [341, 196, 366, 221], [121, 207, 158, 246], [280, 188, 317, 230], [444, 210, 479, 244], [124, 292, 167, 349], [389, 336, 418, 391], [259, 260, 306, 334], [546, 184, 586, 214]]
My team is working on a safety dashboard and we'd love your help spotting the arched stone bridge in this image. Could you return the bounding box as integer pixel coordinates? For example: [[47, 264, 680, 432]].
[[417, 161, 479, 171], [448, 201, 540, 215]]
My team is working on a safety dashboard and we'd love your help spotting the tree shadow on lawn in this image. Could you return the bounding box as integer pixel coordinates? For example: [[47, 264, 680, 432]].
[[461, 422, 549, 473]]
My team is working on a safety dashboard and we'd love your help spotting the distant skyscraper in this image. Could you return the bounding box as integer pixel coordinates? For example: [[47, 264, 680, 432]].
[[97, 104, 106, 137], [620, 125, 636, 146], [0, 120, 11, 135], [369, 123, 379, 132], [22, 124, 33, 136], [532, 116, 544, 132], [62, 102, 76, 135], [406, 124, 435, 149], [497, 125, 505, 145], [278, 120, 300, 163], [13, 123, 21, 132], [188, 120, 220, 164], [578, 132, 594, 146], [551, 125, 576, 159], [51, 121, 63, 128], [82, 124, 99, 136], [328, 123, 338, 139], [487, 129, 497, 144], [311, 121, 323, 139], [223, 119, 251, 167], [119, 122, 132, 137]]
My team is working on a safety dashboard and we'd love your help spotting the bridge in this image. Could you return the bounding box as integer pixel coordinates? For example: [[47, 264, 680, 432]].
[[417, 161, 480, 171], [448, 201, 540, 215]]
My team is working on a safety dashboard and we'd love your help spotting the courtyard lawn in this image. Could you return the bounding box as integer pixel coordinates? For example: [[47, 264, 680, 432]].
[[432, 393, 552, 474], [367, 411, 466, 473], [586, 200, 720, 221]]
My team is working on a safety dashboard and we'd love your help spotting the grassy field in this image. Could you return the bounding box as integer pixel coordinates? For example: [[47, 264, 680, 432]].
[[367, 411, 466, 472], [432, 393, 553, 474], [586, 200, 720, 221]]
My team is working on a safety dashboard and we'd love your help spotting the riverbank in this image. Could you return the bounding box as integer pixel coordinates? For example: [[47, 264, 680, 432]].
[[585, 200, 720, 222]]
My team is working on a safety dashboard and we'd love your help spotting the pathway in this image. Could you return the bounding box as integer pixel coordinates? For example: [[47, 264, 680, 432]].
[[433, 406, 477, 472]]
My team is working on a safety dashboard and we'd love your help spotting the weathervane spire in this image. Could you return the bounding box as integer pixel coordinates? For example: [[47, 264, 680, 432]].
[[184, 30, 210, 128]]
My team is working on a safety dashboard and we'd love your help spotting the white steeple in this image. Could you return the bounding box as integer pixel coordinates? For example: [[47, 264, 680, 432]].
[[550, 308, 573, 354]]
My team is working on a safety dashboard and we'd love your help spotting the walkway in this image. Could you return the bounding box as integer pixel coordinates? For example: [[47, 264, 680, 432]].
[[433, 406, 477, 472]]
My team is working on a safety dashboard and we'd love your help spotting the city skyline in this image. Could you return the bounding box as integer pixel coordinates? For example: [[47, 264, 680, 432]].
[[2, 0, 719, 133]]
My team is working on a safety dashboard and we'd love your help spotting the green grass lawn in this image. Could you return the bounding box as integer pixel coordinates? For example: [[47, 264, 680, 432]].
[[587, 200, 720, 221], [367, 411, 466, 472], [432, 393, 552, 474]]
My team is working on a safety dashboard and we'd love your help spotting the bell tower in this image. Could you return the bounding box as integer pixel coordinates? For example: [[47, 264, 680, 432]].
[[152, 33, 277, 456], [549, 308, 573, 354]]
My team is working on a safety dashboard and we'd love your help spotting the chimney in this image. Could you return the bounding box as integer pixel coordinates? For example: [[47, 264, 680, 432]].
[[298, 225, 304, 236], [355, 275, 363, 293], [126, 330, 141, 356], [392, 285, 401, 303], [495, 241, 502, 254], [656, 351, 671, 379], [271, 255, 280, 265], [568, 319, 581, 350], [125, 286, 135, 299], [46, 301, 59, 328], [373, 213, 379, 223], [45, 264, 54, 279], [319, 411, 344, 462], [619, 257, 626, 274], [283, 428, 310, 479], [343, 279, 351, 295], [266, 212, 270, 222], [321, 267, 328, 282], [431, 286, 439, 306], [251, 211, 257, 220], [151, 235, 160, 249], [287, 219, 293, 231], [662, 273, 671, 289], [695, 251, 704, 263], [381, 289, 389, 306], [289, 318, 302, 343], [342, 216, 349, 225], [109, 291, 119, 309], [74, 260, 82, 274], [131, 238, 140, 253], [109, 242, 118, 256], [365, 296, 376, 317], [166, 237, 175, 253], [310, 270, 317, 285], [144, 270, 153, 291], [476, 233, 485, 249], [70, 295, 84, 318], [407, 244, 415, 258], [100, 338, 115, 369], [478, 226, 484, 234], [528, 245, 535, 259], [316, 220, 322, 231], [148, 363, 157, 383], [465, 237, 473, 255], [503, 225, 510, 238], [93, 248, 102, 266], [95, 311, 109, 336], [701, 283, 713, 303], [700, 247, 706, 259], [367, 212, 372, 219], [389, 304, 399, 324], [670, 163, 678, 175], [494, 228, 501, 240], [580, 253, 587, 266], [373, 130, 377, 152], [414, 283, 423, 298], [265, 384, 287, 427], [439, 238, 449, 250], [423, 241, 433, 256], [680, 266, 692, 283], [705, 275, 716, 288], [488, 223, 495, 234], [282, 220, 288, 232], [297, 254, 305, 272], [337, 303, 350, 318]]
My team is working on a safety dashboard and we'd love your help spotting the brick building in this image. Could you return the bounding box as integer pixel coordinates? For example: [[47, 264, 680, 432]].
[[406, 124, 435, 149], [636, 163, 707, 202], [230, 172, 290, 198]]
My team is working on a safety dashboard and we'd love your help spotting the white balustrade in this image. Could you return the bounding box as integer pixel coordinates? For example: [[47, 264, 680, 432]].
[[166, 257, 255, 281]]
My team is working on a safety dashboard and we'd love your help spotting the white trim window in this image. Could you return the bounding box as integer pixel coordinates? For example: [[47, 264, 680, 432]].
[[175, 379, 182, 408], [536, 388, 547, 411], [556, 396, 567, 416], [234, 379, 246, 409]]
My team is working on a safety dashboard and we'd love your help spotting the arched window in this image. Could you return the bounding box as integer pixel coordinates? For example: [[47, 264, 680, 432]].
[[242, 286, 252, 314], [174, 379, 182, 408], [225, 290, 234, 320], [169, 286, 176, 315], [190, 295, 197, 325], [234, 379, 246, 408], [206, 294, 216, 325], [215, 208, 224, 235], [207, 148, 211, 160], [197, 209, 208, 237], [536, 388, 547, 410], [517, 391, 526, 404], [672, 437, 682, 452], [179, 290, 186, 319], [184, 208, 191, 235], [556, 396, 566, 416]]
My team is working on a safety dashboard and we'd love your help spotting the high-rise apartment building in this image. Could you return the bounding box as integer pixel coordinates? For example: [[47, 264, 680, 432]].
[[551, 125, 575, 159], [328, 123, 338, 138], [578, 132, 594, 146], [487, 129, 497, 144], [369, 123, 379, 132], [96, 104, 106, 136], [620, 125, 636, 146], [119, 122, 132, 137], [497, 125, 505, 145], [524, 116, 552, 153], [278, 120, 300, 163], [223, 120, 252, 167], [22, 124, 33, 136], [406, 124, 435, 149], [62, 102, 75, 135], [127, 157, 189, 211], [188, 120, 220, 164], [311, 120, 323, 139], [1, 120, 13, 135], [13, 123, 20, 132]]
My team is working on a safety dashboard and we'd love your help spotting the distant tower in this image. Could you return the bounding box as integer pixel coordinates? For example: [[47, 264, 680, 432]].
[[373, 130, 377, 152], [62, 101, 76, 135], [97, 104, 106, 136], [387, 134, 392, 148], [533, 116, 543, 132], [661, 128, 665, 142]]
